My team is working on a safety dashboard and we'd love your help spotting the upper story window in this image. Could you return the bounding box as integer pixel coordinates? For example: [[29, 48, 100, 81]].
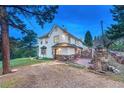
[[45, 39, 48, 44], [75, 39, 77, 44], [54, 35, 59, 43], [68, 36, 71, 43], [78, 41, 80, 45], [75, 40, 79, 45], [62, 34, 66, 41]]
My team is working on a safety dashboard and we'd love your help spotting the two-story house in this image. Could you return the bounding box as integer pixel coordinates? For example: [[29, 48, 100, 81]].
[[38, 24, 87, 60]]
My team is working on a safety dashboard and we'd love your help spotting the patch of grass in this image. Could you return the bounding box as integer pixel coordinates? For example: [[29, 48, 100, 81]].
[[0, 77, 19, 88], [38, 57, 53, 60], [0, 62, 2, 69], [107, 74, 124, 83], [0, 57, 52, 70]]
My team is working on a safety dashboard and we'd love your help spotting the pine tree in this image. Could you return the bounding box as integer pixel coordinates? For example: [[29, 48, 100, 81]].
[[106, 5, 124, 40], [0, 6, 58, 74], [84, 31, 93, 47], [21, 30, 37, 57]]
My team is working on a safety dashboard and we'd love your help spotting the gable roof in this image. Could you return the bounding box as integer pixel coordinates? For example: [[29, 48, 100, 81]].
[[39, 25, 56, 39], [39, 32, 49, 39], [39, 24, 83, 43]]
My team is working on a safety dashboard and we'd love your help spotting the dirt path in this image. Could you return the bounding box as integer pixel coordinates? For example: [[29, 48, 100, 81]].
[[0, 62, 124, 88]]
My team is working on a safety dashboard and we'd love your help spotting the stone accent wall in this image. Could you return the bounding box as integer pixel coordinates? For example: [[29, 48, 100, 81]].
[[92, 47, 109, 71], [81, 49, 92, 58], [110, 51, 124, 64], [55, 54, 76, 61]]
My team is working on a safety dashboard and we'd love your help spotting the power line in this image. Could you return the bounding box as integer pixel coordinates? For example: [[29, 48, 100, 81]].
[[100, 20, 105, 47]]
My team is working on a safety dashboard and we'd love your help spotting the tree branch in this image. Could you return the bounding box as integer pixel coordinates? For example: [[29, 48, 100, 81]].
[[8, 18, 28, 33], [9, 6, 43, 16]]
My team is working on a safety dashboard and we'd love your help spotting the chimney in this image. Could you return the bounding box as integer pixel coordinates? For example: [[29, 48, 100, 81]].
[[62, 25, 67, 31]]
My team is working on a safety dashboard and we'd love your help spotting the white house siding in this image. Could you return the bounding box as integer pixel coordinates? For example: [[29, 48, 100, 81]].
[[38, 26, 68, 58], [50, 27, 65, 44], [56, 48, 66, 55], [67, 48, 75, 55], [38, 38, 48, 58], [70, 37, 75, 44], [38, 25, 87, 58], [56, 47, 75, 55], [47, 27, 66, 58]]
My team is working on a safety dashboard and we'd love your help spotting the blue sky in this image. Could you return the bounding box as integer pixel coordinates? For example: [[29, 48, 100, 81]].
[[10, 5, 114, 40]]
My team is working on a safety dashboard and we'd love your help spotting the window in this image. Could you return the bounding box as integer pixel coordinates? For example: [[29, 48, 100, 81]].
[[54, 35, 59, 43], [75, 39, 77, 44], [41, 49, 46, 55], [41, 46, 47, 55], [45, 39, 48, 44], [78, 41, 80, 45], [68, 36, 71, 43]]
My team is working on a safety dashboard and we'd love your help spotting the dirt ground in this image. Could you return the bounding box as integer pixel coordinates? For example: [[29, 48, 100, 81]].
[[0, 61, 124, 88], [74, 58, 92, 67]]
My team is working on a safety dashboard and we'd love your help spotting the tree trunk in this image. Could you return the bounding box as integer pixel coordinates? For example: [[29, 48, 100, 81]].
[[0, 6, 11, 74]]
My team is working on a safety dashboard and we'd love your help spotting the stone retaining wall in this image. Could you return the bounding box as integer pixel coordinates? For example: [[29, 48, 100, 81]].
[[81, 49, 92, 58], [110, 51, 124, 64], [91, 47, 109, 71], [55, 54, 76, 61]]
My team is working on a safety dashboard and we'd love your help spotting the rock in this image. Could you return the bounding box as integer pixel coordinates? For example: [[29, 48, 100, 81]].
[[113, 69, 120, 74], [119, 57, 124, 64], [107, 65, 120, 74], [88, 65, 95, 70], [92, 46, 109, 71], [11, 69, 18, 73], [107, 65, 115, 71]]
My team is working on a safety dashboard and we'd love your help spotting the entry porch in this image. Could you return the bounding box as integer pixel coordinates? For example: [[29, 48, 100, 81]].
[[52, 43, 83, 61]]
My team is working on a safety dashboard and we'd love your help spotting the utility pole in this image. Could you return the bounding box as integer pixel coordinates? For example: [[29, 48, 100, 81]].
[[100, 20, 105, 47], [100, 20, 104, 36]]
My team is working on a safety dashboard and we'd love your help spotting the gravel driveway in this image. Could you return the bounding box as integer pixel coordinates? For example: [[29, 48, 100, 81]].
[[0, 62, 124, 88]]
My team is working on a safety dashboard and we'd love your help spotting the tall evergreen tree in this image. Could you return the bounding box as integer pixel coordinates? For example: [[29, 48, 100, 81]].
[[106, 5, 124, 40], [84, 31, 93, 47], [21, 30, 37, 57], [0, 6, 58, 74], [0, 29, 1, 60], [22, 30, 37, 49], [9, 37, 21, 59]]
